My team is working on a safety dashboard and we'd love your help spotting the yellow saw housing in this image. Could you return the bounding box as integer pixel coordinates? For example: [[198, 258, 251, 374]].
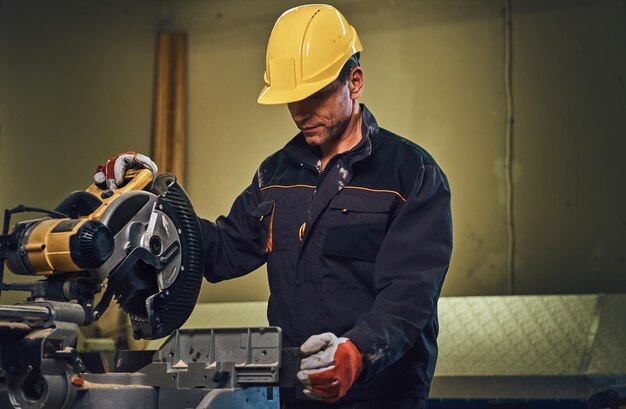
[[13, 218, 108, 276], [5, 169, 152, 277]]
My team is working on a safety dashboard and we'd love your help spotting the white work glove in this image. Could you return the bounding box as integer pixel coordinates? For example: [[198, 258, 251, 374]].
[[297, 332, 363, 403], [94, 152, 158, 190]]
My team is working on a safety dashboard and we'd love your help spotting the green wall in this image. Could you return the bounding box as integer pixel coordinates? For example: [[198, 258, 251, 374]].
[[0, 1, 158, 303], [1, 0, 624, 305]]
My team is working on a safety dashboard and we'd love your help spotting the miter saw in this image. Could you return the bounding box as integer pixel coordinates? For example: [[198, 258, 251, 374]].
[[0, 170, 294, 409], [0, 169, 203, 338], [0, 169, 206, 407]]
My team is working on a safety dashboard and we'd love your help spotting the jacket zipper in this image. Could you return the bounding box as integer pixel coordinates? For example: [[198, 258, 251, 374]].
[[300, 156, 339, 243]]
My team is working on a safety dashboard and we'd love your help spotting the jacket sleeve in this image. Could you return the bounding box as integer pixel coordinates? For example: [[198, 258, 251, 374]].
[[342, 164, 452, 382], [199, 174, 268, 283]]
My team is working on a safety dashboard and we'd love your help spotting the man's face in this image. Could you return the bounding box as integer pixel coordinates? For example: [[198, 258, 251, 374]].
[[287, 79, 353, 148]]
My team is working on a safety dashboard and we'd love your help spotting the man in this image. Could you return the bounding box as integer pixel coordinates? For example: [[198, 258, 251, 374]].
[[97, 5, 452, 409]]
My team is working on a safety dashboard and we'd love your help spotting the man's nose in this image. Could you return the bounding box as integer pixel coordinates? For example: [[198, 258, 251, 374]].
[[288, 101, 311, 122]]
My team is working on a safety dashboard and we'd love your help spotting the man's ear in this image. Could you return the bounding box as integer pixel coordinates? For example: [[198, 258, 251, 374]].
[[348, 66, 364, 100]]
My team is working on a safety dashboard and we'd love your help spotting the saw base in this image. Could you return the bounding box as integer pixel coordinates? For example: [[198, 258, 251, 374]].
[[0, 327, 289, 409]]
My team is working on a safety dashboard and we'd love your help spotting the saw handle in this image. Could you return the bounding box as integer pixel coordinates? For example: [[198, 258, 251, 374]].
[[119, 168, 154, 189], [86, 168, 153, 199], [85, 168, 154, 221], [87, 168, 153, 194]]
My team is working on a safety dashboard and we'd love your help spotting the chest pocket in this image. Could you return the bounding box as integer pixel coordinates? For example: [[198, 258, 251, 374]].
[[323, 194, 394, 262], [253, 200, 292, 254]]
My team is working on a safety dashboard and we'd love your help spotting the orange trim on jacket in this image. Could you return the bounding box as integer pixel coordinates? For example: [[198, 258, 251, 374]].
[[344, 186, 406, 202], [265, 202, 276, 254], [260, 184, 315, 191], [260, 184, 406, 201]]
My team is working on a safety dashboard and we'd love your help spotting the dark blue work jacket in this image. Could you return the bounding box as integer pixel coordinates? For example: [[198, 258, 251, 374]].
[[200, 105, 452, 401]]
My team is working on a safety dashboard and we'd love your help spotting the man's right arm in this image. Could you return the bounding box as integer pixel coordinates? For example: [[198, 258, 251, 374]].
[[93, 153, 267, 283], [200, 174, 268, 283]]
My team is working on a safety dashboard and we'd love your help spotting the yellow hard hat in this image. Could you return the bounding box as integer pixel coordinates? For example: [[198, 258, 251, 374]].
[[257, 4, 363, 105]]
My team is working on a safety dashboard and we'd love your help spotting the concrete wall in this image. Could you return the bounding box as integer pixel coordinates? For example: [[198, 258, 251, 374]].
[[512, 0, 626, 294], [0, 0, 159, 303], [1, 0, 624, 305]]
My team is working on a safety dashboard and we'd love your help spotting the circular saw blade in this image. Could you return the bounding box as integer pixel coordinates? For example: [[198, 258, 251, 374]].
[[96, 191, 182, 319], [95, 175, 203, 339]]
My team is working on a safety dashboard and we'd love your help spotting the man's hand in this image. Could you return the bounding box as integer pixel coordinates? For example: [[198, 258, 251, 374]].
[[94, 152, 158, 190], [297, 332, 363, 403]]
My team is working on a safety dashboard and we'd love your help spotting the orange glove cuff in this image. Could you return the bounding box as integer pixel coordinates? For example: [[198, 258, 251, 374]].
[[308, 340, 363, 403]]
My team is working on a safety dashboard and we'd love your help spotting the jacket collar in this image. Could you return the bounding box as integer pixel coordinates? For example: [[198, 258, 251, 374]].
[[283, 104, 377, 171]]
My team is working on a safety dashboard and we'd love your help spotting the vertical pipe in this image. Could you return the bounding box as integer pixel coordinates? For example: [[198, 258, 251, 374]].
[[152, 31, 188, 186], [503, 0, 516, 295], [153, 32, 170, 172], [171, 32, 187, 183]]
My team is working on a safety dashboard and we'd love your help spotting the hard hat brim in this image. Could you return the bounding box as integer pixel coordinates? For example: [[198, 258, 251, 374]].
[[257, 77, 336, 105]]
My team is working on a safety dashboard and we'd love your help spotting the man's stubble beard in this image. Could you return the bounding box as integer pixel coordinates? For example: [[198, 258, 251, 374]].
[[304, 114, 351, 148]]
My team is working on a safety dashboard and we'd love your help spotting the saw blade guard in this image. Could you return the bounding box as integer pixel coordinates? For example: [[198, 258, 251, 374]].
[[96, 174, 204, 340]]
